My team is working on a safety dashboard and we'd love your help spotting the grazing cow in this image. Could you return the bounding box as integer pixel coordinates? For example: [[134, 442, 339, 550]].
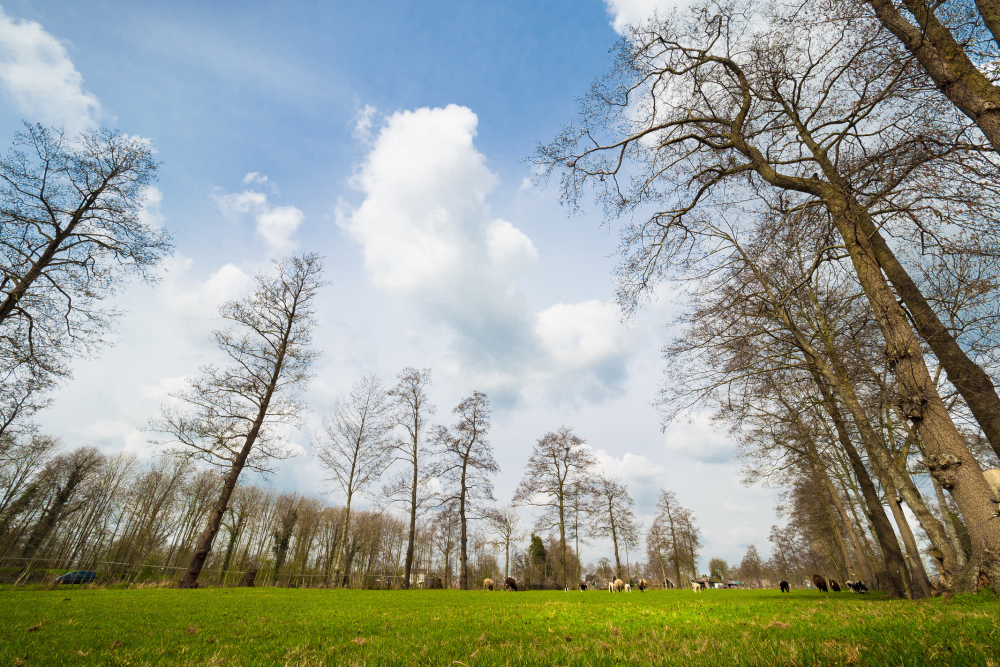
[[483, 578, 494, 591], [846, 580, 869, 594], [691, 581, 701, 593], [579, 582, 587, 591], [504, 577, 518, 592], [829, 580, 841, 592], [812, 574, 829, 593], [637, 579, 647, 592], [779, 580, 789, 593], [609, 578, 624, 592], [624, 583, 631, 593]]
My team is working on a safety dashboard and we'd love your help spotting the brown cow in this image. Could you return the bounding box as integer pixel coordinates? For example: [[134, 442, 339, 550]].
[[812, 574, 829, 592], [637, 578, 648, 592], [504, 577, 518, 592], [829, 579, 841, 592]]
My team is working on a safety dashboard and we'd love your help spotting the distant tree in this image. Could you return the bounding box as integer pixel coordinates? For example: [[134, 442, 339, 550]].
[[513, 427, 596, 588], [149, 253, 324, 588], [384, 367, 435, 590], [738, 545, 764, 588], [709, 557, 729, 582], [484, 504, 525, 580], [315, 374, 394, 586], [645, 520, 672, 586], [529, 533, 548, 573], [589, 475, 636, 580], [653, 489, 701, 586], [20, 446, 103, 560], [432, 391, 499, 590], [0, 433, 59, 517]]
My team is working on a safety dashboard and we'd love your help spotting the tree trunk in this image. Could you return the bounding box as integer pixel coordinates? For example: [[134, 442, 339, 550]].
[[886, 477, 933, 598], [808, 369, 911, 596], [333, 495, 352, 588], [856, 213, 1000, 461], [558, 494, 567, 588], [826, 195, 1000, 591], [459, 467, 469, 591], [931, 473, 968, 572], [403, 456, 417, 590]]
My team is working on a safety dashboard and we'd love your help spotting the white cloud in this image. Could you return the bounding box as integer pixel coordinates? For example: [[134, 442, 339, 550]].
[[603, 0, 687, 34], [214, 180, 302, 254], [488, 219, 538, 272], [0, 7, 100, 133], [137, 186, 164, 229], [353, 104, 378, 143], [159, 255, 252, 321], [340, 104, 636, 403], [536, 300, 626, 369]]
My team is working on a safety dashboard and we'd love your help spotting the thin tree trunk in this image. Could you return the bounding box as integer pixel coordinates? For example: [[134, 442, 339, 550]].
[[886, 477, 933, 598], [807, 368, 911, 596], [333, 496, 352, 588], [403, 456, 417, 590]]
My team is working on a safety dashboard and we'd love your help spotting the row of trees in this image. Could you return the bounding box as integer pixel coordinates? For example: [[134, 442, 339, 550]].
[[0, 429, 705, 589], [538, 0, 1000, 596]]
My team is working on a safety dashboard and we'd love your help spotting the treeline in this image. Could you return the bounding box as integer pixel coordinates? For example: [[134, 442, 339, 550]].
[[0, 436, 701, 589], [537, 0, 1000, 596]]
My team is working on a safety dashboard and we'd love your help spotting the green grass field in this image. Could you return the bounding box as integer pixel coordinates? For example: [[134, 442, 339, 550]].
[[2, 587, 998, 666]]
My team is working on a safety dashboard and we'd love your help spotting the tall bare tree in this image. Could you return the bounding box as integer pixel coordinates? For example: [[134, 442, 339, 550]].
[[315, 374, 394, 586], [385, 367, 434, 589], [537, 0, 1000, 588], [0, 124, 171, 401], [589, 475, 636, 580], [433, 391, 499, 589], [513, 427, 596, 588], [149, 253, 324, 588]]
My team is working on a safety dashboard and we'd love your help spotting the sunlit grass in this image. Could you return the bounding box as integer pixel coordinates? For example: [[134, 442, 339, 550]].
[[1, 587, 998, 665]]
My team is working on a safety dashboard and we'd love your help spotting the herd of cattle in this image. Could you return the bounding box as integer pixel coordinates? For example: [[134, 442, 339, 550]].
[[482, 574, 869, 593]]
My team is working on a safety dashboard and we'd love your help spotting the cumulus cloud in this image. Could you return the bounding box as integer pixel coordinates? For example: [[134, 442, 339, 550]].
[[158, 255, 253, 322], [340, 104, 635, 403], [340, 105, 537, 371], [603, 0, 687, 34], [0, 7, 100, 133], [214, 179, 303, 254]]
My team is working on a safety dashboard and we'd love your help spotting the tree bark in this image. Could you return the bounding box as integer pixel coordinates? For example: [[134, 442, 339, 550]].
[[857, 214, 1000, 461], [865, 0, 1000, 153]]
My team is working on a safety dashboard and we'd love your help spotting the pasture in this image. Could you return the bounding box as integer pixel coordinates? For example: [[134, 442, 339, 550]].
[[1, 586, 998, 666]]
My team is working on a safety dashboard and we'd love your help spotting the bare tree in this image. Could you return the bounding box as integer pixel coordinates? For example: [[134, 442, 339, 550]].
[[149, 253, 324, 588], [20, 446, 103, 561], [432, 391, 499, 589], [589, 475, 636, 580], [513, 427, 596, 588], [537, 0, 1000, 589], [315, 374, 394, 587], [0, 123, 171, 397], [384, 367, 434, 590], [484, 504, 525, 580], [861, 0, 1000, 151]]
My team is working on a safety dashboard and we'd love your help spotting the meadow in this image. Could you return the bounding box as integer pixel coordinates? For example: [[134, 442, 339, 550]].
[[1, 586, 998, 666]]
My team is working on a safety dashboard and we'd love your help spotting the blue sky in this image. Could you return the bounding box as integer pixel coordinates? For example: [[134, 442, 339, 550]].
[[0, 0, 781, 568]]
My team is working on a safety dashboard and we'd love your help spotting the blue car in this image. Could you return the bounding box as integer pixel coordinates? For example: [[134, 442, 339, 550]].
[[54, 571, 96, 584]]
